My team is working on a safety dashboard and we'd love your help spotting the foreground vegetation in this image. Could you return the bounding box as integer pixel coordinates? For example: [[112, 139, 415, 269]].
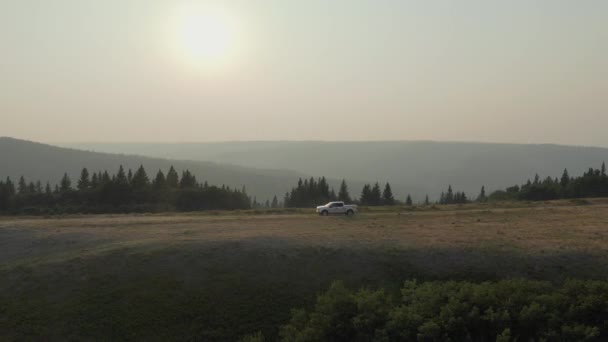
[[274, 279, 607, 341], [1, 199, 608, 340]]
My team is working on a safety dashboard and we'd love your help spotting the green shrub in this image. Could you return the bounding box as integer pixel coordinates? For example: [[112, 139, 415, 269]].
[[278, 279, 608, 341]]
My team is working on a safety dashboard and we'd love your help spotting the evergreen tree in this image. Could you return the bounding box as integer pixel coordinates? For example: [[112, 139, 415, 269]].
[[18, 176, 28, 194], [370, 182, 382, 206], [115, 166, 128, 185], [283, 192, 290, 208], [329, 188, 337, 201], [91, 173, 99, 188], [337, 179, 351, 203], [131, 165, 150, 190], [5, 177, 15, 196], [60, 173, 72, 192], [602, 162, 606, 177], [424, 195, 430, 206], [35, 181, 43, 194], [101, 171, 111, 185], [446, 185, 454, 204], [45, 182, 52, 195], [28, 182, 36, 194], [560, 169, 570, 187], [77, 168, 90, 190], [153, 170, 166, 189], [271, 195, 278, 208], [180, 170, 197, 188], [382, 182, 395, 205], [360, 184, 371, 205], [166, 166, 179, 188], [405, 194, 413, 206], [127, 169, 133, 185], [477, 186, 487, 202], [265, 199, 270, 208]]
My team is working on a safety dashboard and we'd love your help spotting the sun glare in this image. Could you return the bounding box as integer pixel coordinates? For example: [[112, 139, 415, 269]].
[[171, 5, 241, 71]]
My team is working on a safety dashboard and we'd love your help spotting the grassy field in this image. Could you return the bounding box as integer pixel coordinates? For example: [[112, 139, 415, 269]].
[[1, 199, 608, 340]]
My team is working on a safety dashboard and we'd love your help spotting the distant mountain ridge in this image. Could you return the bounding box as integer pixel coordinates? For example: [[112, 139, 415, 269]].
[[62, 140, 608, 201], [0, 137, 347, 202]]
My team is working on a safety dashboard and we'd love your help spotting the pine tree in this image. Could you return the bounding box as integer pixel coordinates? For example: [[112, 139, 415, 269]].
[[18, 176, 28, 194], [45, 182, 52, 195], [283, 192, 290, 208], [101, 171, 111, 185], [360, 184, 371, 205], [35, 181, 43, 194], [77, 168, 91, 190], [560, 169, 570, 187], [127, 169, 133, 185], [115, 166, 128, 185], [382, 182, 395, 205], [405, 194, 413, 206], [446, 185, 454, 204], [477, 186, 487, 202], [602, 162, 606, 177], [5, 177, 15, 196], [337, 179, 351, 203], [166, 166, 179, 188], [424, 195, 430, 206], [60, 173, 72, 192], [265, 199, 270, 208], [180, 170, 197, 188], [91, 173, 99, 188], [329, 188, 337, 201], [370, 182, 382, 206], [153, 170, 166, 189], [271, 195, 278, 208], [131, 165, 150, 190]]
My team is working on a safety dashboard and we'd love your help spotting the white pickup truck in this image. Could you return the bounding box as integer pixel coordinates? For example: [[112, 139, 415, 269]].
[[316, 201, 358, 216]]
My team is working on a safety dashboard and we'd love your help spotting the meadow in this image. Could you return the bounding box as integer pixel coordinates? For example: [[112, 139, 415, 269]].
[[1, 199, 608, 341]]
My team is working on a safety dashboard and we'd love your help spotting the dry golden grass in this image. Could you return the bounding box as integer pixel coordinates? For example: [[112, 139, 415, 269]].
[[2, 199, 608, 341], [2, 198, 608, 267]]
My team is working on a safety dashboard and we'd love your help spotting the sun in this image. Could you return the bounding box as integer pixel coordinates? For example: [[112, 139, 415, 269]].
[[171, 5, 241, 71]]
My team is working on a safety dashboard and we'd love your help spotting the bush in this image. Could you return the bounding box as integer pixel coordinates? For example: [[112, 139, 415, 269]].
[[278, 279, 608, 341]]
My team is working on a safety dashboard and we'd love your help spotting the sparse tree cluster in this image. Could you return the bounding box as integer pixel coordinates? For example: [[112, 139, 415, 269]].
[[284, 177, 336, 208], [0, 165, 250, 214], [360, 182, 396, 206], [439, 185, 468, 204]]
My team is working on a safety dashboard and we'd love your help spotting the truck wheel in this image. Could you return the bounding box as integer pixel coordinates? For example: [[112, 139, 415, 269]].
[[346, 210, 354, 216], [321, 210, 329, 216]]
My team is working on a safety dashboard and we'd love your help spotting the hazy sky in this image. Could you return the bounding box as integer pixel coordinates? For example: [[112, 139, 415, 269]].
[[1, 0, 607, 145]]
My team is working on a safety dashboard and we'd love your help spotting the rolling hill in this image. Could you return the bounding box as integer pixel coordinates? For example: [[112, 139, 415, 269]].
[[0, 137, 342, 202]]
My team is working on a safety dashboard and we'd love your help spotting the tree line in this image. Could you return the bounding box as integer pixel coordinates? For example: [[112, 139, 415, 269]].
[[282, 161, 608, 208], [283, 178, 402, 207], [489, 162, 608, 201], [0, 165, 251, 214]]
